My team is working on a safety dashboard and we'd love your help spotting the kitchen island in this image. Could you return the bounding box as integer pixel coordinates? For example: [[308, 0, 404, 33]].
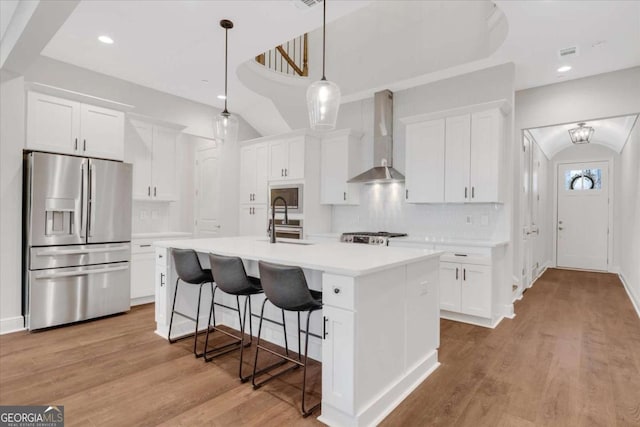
[[153, 236, 442, 426]]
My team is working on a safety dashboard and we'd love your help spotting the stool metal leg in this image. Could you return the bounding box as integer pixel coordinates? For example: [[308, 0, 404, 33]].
[[252, 299, 292, 388], [167, 278, 180, 343], [301, 309, 321, 417]]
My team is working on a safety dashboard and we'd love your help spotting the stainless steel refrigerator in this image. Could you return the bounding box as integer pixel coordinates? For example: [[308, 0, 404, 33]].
[[23, 152, 133, 330]]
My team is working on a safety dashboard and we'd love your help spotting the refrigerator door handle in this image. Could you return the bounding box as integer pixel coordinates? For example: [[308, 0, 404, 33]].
[[80, 161, 87, 236], [34, 265, 129, 280], [88, 163, 96, 237], [36, 245, 130, 256]]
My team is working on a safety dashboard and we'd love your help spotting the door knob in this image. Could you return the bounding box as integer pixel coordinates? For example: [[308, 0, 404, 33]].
[[558, 227, 564, 230]]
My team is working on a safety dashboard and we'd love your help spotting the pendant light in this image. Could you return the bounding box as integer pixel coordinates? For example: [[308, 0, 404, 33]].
[[215, 19, 239, 144], [306, 0, 340, 131], [568, 122, 594, 144]]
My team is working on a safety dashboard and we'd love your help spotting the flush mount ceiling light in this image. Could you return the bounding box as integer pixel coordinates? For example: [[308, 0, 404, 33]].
[[217, 94, 226, 100], [98, 35, 114, 44], [214, 19, 239, 144], [569, 122, 594, 144], [557, 65, 572, 73], [306, 0, 340, 131]]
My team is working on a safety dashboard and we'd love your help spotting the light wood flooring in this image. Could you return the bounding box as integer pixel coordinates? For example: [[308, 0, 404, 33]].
[[1, 268, 639, 426]]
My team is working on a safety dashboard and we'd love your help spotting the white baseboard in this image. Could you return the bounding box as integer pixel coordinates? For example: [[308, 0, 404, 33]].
[[131, 296, 155, 306], [0, 316, 25, 335], [440, 310, 504, 329], [619, 272, 640, 319]]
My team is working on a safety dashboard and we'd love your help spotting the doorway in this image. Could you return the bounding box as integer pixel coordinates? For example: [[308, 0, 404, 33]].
[[195, 146, 221, 237], [556, 161, 609, 271]]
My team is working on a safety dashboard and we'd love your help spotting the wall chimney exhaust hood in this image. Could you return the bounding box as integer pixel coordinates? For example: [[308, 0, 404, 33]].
[[348, 90, 405, 184]]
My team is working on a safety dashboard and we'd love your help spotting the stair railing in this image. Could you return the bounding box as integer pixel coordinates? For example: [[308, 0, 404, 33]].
[[255, 33, 308, 77]]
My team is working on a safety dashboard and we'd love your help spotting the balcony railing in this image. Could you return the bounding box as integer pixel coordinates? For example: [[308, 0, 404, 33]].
[[255, 33, 308, 77]]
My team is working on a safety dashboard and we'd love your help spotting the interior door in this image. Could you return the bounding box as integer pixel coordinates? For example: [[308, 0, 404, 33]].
[[557, 161, 609, 271], [87, 159, 132, 243], [531, 142, 543, 278], [521, 134, 533, 289], [195, 147, 221, 237]]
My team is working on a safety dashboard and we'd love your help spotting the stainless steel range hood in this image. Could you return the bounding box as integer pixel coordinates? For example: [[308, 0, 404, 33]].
[[348, 90, 405, 184]]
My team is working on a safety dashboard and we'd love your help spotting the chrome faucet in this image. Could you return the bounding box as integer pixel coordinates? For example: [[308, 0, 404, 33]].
[[269, 196, 288, 243]]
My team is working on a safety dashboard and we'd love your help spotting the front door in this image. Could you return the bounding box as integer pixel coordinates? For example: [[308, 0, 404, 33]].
[[557, 161, 609, 271], [195, 147, 221, 237]]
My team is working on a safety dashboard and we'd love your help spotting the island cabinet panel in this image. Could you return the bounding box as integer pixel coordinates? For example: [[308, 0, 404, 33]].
[[405, 258, 440, 365], [321, 305, 355, 415], [154, 248, 169, 325]]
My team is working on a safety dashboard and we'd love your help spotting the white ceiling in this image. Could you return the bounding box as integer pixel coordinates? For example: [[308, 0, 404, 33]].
[[38, 0, 640, 133], [528, 114, 639, 159]]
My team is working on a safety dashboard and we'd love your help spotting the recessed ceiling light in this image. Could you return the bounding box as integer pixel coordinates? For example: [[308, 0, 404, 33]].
[[592, 40, 607, 48], [557, 65, 572, 73], [201, 79, 209, 83], [217, 95, 227, 100], [98, 35, 114, 44]]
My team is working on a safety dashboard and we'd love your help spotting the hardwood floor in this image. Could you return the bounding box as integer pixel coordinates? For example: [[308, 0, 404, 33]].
[[1, 268, 639, 426]]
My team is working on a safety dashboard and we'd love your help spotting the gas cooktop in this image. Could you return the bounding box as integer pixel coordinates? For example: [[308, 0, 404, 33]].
[[340, 232, 408, 246]]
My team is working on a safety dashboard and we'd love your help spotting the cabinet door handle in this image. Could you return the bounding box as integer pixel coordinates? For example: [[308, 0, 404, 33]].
[[465, 187, 468, 199], [471, 187, 475, 199], [456, 267, 459, 280], [148, 186, 151, 197], [323, 316, 328, 339], [139, 244, 151, 248], [405, 189, 409, 199], [75, 138, 78, 150], [281, 169, 284, 177], [343, 192, 347, 201], [463, 268, 466, 281], [83, 139, 86, 151], [154, 187, 157, 197], [285, 168, 288, 176], [160, 272, 165, 287]]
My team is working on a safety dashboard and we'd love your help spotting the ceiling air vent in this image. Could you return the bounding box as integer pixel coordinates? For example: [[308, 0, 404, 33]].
[[293, 0, 322, 9], [558, 46, 579, 58]]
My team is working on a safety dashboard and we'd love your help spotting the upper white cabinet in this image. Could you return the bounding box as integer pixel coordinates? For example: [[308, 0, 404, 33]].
[[405, 119, 445, 203], [403, 104, 506, 204], [444, 114, 471, 202], [320, 130, 362, 205], [27, 91, 124, 160], [268, 137, 305, 181], [126, 118, 180, 201], [240, 143, 268, 205]]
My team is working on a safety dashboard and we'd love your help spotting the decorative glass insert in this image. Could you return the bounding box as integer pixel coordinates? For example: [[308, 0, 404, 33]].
[[565, 169, 602, 190]]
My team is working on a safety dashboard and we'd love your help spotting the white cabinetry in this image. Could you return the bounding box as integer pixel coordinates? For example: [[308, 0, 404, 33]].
[[268, 137, 305, 181], [240, 143, 268, 205], [321, 305, 355, 413], [131, 242, 155, 303], [239, 205, 268, 237], [439, 258, 491, 318], [405, 119, 445, 203], [320, 130, 362, 205], [402, 103, 507, 204], [154, 248, 169, 325], [127, 118, 180, 201], [27, 91, 124, 160]]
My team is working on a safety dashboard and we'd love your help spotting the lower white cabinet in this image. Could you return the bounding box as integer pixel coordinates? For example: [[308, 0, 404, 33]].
[[321, 305, 355, 414], [439, 259, 491, 318], [239, 205, 268, 236], [131, 252, 155, 300], [155, 248, 169, 324]]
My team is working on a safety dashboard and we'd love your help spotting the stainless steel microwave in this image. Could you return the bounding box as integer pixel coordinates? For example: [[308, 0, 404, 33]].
[[270, 184, 302, 213]]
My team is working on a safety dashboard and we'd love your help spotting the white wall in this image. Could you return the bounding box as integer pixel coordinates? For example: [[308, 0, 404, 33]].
[[514, 66, 640, 293], [0, 57, 261, 333], [0, 71, 25, 334], [619, 120, 640, 315]]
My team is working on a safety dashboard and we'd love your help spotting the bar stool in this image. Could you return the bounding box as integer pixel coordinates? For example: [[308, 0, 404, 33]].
[[168, 248, 214, 358], [253, 260, 323, 417], [204, 253, 263, 382]]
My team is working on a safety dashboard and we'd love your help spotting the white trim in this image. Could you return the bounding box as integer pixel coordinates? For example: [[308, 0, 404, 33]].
[[27, 82, 135, 111], [619, 272, 640, 319], [127, 112, 187, 130], [552, 159, 614, 272], [440, 310, 505, 328], [131, 296, 155, 307], [400, 99, 511, 125], [0, 316, 25, 335]]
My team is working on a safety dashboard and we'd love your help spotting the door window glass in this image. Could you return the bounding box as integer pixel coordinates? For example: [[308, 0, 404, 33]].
[[565, 169, 602, 190]]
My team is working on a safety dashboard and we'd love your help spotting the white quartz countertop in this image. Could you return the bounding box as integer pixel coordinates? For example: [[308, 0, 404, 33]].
[[154, 236, 441, 277], [391, 236, 508, 248], [132, 231, 193, 240]]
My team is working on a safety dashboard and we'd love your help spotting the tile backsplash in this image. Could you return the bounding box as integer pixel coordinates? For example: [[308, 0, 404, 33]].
[[132, 201, 171, 234], [332, 183, 505, 241]]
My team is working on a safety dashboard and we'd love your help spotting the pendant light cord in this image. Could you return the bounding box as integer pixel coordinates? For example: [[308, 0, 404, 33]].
[[224, 26, 229, 113], [322, 0, 326, 81]]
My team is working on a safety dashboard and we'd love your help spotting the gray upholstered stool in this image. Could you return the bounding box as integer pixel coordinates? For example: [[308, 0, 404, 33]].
[[253, 260, 323, 417], [205, 253, 263, 382], [168, 248, 214, 358]]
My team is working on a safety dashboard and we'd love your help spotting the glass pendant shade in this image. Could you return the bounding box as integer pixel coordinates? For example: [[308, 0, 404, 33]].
[[307, 79, 341, 131], [215, 111, 239, 144], [568, 122, 594, 144]]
